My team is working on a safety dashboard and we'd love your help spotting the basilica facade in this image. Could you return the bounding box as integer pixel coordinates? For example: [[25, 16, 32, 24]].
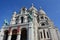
[[0, 4, 60, 40]]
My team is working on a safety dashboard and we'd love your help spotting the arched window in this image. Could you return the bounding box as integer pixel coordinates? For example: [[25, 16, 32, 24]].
[[41, 16, 44, 19], [20, 28, 27, 40], [16, 16, 19, 24], [41, 23, 45, 26], [40, 32, 43, 38], [37, 15, 39, 23], [21, 17, 24, 23], [43, 30, 46, 38], [11, 29, 17, 40], [45, 17, 48, 20], [3, 30, 9, 40], [47, 32, 49, 38]]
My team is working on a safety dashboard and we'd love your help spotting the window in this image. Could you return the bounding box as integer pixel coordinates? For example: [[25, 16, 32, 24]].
[[41, 23, 45, 26], [28, 16, 30, 22], [11, 29, 17, 40], [43, 30, 46, 38], [45, 17, 48, 20], [16, 16, 19, 24], [21, 17, 24, 23], [3, 30, 9, 40], [47, 32, 49, 38], [40, 32, 43, 38], [37, 16, 39, 23], [21, 28, 27, 40], [41, 16, 44, 19]]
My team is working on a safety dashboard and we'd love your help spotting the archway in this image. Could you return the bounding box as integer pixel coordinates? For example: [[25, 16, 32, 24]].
[[20, 28, 27, 40], [11, 29, 17, 40], [21, 17, 24, 23], [3, 30, 8, 40]]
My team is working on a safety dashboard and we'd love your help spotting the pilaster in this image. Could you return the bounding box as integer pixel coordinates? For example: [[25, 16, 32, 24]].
[[16, 26, 21, 40], [24, 16, 28, 23], [28, 22, 34, 40], [0, 28, 4, 40], [8, 27, 12, 40]]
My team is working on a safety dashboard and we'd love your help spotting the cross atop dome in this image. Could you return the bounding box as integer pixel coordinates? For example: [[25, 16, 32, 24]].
[[29, 3, 38, 11], [32, 3, 34, 7]]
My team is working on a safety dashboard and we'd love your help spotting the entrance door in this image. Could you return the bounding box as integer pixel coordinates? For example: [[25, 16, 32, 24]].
[[11, 29, 17, 40], [3, 30, 8, 40], [20, 28, 27, 40]]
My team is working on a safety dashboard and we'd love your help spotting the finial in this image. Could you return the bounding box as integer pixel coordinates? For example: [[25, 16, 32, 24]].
[[32, 3, 34, 7], [13, 11, 16, 14], [40, 6, 42, 9]]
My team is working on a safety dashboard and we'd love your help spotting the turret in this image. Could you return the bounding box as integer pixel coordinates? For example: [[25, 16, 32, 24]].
[[20, 7, 27, 14], [10, 11, 17, 25]]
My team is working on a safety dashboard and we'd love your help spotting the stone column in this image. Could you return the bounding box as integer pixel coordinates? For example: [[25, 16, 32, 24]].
[[41, 29, 44, 40], [8, 27, 12, 40], [0, 29, 4, 40], [24, 16, 27, 23], [18, 16, 21, 24], [16, 26, 21, 40], [28, 22, 34, 40]]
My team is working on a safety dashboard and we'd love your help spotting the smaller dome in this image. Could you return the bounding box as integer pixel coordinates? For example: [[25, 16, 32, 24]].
[[39, 7, 46, 15], [29, 3, 38, 11]]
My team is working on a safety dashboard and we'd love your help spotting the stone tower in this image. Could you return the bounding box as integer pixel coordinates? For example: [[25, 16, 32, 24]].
[[0, 4, 60, 40]]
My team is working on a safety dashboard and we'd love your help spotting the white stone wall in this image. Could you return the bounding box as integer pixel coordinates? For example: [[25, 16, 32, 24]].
[[0, 6, 60, 40], [49, 28, 59, 40]]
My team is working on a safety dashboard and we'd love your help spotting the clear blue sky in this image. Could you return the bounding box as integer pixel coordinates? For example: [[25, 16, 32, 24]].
[[0, 0, 60, 30]]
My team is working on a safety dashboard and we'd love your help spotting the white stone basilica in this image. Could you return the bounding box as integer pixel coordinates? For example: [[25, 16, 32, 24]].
[[0, 4, 60, 40]]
